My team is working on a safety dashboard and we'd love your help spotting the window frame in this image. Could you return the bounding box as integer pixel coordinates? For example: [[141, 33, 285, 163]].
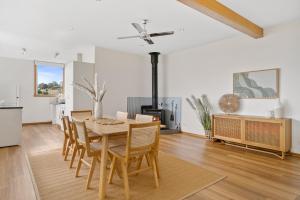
[[34, 61, 65, 97]]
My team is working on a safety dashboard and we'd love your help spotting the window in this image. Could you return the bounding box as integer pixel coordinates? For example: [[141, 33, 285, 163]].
[[34, 61, 64, 97]]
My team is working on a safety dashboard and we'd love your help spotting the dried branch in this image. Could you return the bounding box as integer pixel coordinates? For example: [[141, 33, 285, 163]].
[[73, 82, 97, 101]]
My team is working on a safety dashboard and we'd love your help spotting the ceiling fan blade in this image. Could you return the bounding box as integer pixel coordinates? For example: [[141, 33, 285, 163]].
[[149, 31, 175, 37], [132, 23, 144, 33], [144, 38, 154, 45], [117, 35, 140, 39]]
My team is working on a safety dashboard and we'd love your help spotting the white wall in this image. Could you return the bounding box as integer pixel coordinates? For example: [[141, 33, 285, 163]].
[[95, 47, 153, 117], [164, 20, 300, 153], [64, 61, 95, 117], [0, 57, 54, 123]]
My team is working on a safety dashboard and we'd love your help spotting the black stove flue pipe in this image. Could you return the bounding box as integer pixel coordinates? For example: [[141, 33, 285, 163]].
[[149, 52, 160, 110]]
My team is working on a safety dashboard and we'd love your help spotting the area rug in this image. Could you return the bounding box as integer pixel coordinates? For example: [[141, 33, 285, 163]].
[[27, 149, 225, 200]]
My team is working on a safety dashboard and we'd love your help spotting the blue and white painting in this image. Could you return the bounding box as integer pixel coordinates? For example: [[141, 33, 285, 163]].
[[233, 69, 279, 99]]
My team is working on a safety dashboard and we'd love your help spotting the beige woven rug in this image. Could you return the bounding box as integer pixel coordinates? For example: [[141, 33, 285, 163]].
[[28, 150, 225, 200]]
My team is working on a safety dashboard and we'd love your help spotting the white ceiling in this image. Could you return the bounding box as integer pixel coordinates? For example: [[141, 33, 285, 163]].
[[0, 0, 300, 61]]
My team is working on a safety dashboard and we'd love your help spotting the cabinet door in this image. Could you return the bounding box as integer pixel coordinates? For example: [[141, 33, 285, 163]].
[[214, 117, 242, 143], [245, 120, 281, 151]]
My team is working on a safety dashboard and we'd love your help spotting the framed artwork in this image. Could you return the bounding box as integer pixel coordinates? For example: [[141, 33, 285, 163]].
[[233, 68, 279, 99]]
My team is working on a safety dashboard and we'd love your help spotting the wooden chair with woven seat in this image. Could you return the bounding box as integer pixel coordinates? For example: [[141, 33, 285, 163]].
[[108, 121, 161, 200], [62, 116, 75, 161], [71, 110, 101, 141], [135, 114, 153, 122], [73, 120, 102, 190], [61, 116, 83, 168], [116, 111, 128, 120]]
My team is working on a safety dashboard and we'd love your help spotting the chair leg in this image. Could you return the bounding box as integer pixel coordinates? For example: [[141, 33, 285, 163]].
[[62, 137, 67, 155], [75, 148, 86, 177], [154, 153, 160, 179], [69, 146, 78, 168], [135, 155, 143, 176], [120, 161, 130, 200], [108, 156, 116, 184], [115, 160, 123, 179], [145, 153, 151, 166], [64, 139, 71, 161], [151, 154, 159, 188], [86, 156, 97, 190]]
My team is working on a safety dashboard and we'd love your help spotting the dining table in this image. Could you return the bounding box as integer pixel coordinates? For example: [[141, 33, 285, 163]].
[[72, 116, 137, 200]]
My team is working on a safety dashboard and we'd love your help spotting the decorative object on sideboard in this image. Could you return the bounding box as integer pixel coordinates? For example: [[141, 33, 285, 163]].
[[73, 73, 106, 120], [233, 68, 279, 99], [219, 94, 240, 114], [186, 95, 212, 139], [268, 110, 275, 118], [274, 98, 283, 118]]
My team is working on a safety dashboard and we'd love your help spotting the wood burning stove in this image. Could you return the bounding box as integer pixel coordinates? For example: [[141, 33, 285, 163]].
[[141, 105, 166, 125], [141, 52, 166, 127]]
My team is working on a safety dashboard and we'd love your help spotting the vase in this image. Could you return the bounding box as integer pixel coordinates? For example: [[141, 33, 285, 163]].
[[94, 101, 103, 120], [205, 130, 212, 140], [274, 99, 283, 118], [274, 107, 283, 118]]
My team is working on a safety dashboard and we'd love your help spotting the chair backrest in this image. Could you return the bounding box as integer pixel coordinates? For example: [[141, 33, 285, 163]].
[[73, 120, 92, 155], [116, 111, 128, 120], [125, 121, 160, 160], [135, 114, 153, 122], [62, 116, 74, 142], [71, 110, 92, 120]]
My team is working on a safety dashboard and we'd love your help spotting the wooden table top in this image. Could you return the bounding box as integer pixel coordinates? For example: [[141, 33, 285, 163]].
[[72, 116, 138, 136]]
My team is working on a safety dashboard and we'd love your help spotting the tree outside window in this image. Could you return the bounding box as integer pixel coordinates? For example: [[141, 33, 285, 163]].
[[34, 61, 64, 97]]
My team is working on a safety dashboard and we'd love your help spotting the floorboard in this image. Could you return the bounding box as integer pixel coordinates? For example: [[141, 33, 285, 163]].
[[1, 124, 300, 200]]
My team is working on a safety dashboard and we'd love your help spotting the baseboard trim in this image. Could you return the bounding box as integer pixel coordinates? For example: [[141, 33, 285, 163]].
[[22, 121, 52, 126], [290, 152, 300, 158], [182, 132, 208, 139]]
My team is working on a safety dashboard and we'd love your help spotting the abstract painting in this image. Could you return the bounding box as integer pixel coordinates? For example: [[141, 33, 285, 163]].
[[233, 68, 279, 99]]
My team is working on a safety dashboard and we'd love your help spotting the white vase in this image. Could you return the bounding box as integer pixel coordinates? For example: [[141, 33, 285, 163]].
[[274, 107, 283, 118], [94, 101, 103, 120], [274, 99, 283, 118]]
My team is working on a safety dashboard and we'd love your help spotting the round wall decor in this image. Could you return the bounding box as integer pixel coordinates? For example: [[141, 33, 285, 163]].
[[219, 94, 240, 114]]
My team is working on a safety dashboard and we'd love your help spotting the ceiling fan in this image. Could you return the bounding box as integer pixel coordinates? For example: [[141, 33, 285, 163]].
[[117, 19, 174, 45]]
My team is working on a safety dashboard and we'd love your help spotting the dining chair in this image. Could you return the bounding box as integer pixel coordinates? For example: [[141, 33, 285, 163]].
[[62, 116, 75, 161], [116, 111, 128, 120], [107, 121, 161, 200], [73, 120, 102, 190], [135, 114, 153, 122], [71, 110, 101, 141]]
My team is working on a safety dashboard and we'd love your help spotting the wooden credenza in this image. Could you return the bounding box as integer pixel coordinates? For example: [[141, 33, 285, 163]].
[[212, 114, 292, 159]]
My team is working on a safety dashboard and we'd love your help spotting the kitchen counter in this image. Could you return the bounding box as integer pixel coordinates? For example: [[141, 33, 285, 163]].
[[0, 107, 23, 147]]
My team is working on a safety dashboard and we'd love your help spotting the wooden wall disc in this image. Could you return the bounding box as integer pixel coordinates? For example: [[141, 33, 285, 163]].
[[219, 94, 240, 114]]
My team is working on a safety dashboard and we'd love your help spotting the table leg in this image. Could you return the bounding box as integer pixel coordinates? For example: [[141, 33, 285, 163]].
[[99, 135, 109, 200]]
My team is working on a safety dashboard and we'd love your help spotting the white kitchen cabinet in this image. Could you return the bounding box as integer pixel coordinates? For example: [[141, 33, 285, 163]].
[[0, 107, 22, 147]]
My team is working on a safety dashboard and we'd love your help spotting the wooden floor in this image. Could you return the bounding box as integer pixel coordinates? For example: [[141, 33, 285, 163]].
[[1, 124, 300, 200]]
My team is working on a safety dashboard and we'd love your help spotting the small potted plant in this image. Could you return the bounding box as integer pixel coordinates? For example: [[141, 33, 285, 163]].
[[186, 94, 212, 139]]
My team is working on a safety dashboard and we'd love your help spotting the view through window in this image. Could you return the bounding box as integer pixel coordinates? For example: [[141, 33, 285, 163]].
[[34, 61, 64, 97]]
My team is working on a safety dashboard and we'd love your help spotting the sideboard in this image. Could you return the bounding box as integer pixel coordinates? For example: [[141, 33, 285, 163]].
[[212, 114, 292, 159]]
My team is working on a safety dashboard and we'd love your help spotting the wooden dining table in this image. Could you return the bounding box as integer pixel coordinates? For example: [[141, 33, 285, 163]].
[[72, 116, 136, 200]]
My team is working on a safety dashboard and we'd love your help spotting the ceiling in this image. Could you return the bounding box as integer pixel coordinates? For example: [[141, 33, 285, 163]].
[[0, 0, 300, 61]]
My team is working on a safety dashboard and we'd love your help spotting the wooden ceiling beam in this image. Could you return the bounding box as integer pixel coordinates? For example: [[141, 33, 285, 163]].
[[178, 0, 264, 38]]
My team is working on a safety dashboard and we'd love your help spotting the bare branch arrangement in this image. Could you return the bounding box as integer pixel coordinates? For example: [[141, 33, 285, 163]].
[[73, 73, 106, 119], [73, 73, 106, 104]]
